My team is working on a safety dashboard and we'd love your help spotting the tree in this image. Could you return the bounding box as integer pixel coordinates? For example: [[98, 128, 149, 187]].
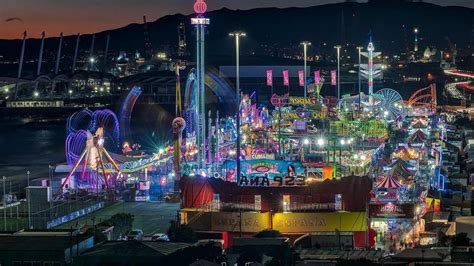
[[451, 232, 471, 246], [110, 213, 134, 236], [98, 212, 134, 239], [254, 229, 283, 238], [166, 220, 198, 243]]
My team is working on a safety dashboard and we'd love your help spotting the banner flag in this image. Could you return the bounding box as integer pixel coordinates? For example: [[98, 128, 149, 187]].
[[331, 70, 337, 86], [283, 70, 289, 86], [314, 70, 321, 84], [298, 70, 304, 87], [266, 70, 273, 86]]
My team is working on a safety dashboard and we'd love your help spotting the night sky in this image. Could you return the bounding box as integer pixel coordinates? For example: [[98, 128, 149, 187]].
[[1, 0, 473, 40]]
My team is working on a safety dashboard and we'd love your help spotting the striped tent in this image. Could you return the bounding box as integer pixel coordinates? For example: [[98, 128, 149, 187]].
[[411, 118, 428, 128], [409, 129, 427, 144], [391, 161, 417, 180], [376, 175, 402, 189]]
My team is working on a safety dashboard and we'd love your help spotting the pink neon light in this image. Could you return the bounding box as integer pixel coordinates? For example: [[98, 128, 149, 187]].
[[314, 70, 321, 84], [283, 70, 289, 86], [331, 70, 337, 86], [298, 70, 304, 87], [194, 0, 207, 14], [266, 70, 273, 86]]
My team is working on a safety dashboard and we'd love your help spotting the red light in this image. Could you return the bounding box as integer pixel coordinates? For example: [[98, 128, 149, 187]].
[[194, 0, 207, 14]]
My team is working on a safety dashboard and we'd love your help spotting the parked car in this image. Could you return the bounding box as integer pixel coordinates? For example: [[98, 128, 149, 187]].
[[151, 233, 170, 242], [127, 229, 144, 241]]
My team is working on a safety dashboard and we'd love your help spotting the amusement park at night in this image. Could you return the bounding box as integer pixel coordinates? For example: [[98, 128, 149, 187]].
[[1, 0, 474, 265]]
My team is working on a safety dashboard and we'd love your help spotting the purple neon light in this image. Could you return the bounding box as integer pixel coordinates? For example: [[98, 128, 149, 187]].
[[65, 109, 120, 164]]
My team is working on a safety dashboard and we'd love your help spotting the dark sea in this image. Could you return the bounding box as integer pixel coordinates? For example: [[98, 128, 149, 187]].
[[0, 118, 66, 194]]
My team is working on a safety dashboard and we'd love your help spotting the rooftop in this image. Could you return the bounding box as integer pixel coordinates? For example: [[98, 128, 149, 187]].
[[299, 249, 385, 261], [80, 241, 192, 257], [0, 234, 92, 251]]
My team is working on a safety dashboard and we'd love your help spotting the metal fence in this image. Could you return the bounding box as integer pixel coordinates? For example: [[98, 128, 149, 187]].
[[0, 194, 109, 231], [31, 195, 109, 229]]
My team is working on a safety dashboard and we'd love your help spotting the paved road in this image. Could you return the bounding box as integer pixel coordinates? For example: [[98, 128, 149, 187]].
[[56, 201, 180, 235]]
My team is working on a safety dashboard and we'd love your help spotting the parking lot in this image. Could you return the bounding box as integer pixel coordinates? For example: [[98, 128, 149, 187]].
[[57, 201, 180, 235]]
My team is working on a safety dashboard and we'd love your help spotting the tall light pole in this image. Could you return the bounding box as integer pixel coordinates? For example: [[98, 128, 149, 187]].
[[301, 41, 311, 98], [356, 46, 364, 109], [229, 31, 246, 184], [2, 176, 6, 231], [334, 45, 342, 99], [27, 170, 31, 229]]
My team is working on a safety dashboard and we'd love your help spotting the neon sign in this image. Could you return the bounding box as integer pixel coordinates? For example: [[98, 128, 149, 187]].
[[194, 0, 207, 14], [239, 175, 306, 187], [273, 111, 326, 120], [288, 97, 316, 106]]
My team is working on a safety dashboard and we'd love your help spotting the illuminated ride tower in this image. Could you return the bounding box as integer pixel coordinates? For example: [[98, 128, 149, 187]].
[[191, 0, 209, 171], [360, 38, 382, 105]]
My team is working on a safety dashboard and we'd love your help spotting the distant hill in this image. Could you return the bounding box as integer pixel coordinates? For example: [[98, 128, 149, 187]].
[[0, 1, 473, 64]]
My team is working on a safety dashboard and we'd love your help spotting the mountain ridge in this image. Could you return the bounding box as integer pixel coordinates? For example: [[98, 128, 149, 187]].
[[0, 1, 473, 61]]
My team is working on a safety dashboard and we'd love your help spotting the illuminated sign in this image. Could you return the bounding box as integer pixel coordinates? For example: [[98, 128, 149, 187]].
[[273, 212, 367, 233], [135, 195, 148, 202], [191, 17, 210, 25], [270, 94, 289, 107], [185, 211, 367, 233], [293, 120, 306, 131], [273, 111, 326, 120], [194, 0, 207, 14], [185, 211, 271, 233], [369, 203, 414, 218], [139, 181, 150, 190], [211, 212, 270, 232], [222, 159, 306, 186], [240, 159, 304, 176], [240, 159, 306, 186], [288, 97, 316, 106], [103, 154, 172, 173], [239, 175, 306, 187], [245, 153, 275, 160]]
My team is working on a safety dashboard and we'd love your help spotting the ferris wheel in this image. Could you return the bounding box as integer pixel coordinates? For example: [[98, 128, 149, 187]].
[[374, 88, 404, 119]]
